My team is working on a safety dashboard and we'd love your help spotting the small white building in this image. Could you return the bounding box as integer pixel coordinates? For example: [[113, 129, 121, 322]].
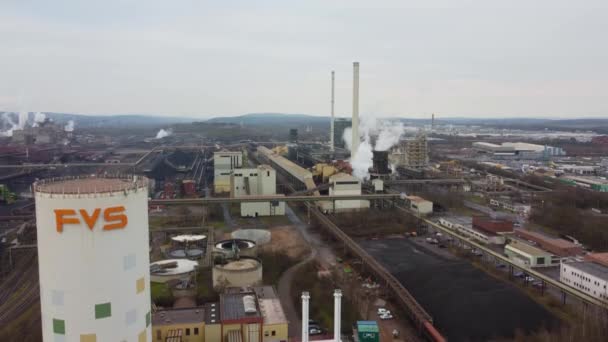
[[371, 179, 384, 192], [405, 195, 433, 215], [438, 216, 505, 245], [214, 151, 243, 193], [231, 165, 276, 196], [230, 165, 285, 217], [504, 239, 560, 268], [320, 173, 370, 213], [560, 261, 608, 301]]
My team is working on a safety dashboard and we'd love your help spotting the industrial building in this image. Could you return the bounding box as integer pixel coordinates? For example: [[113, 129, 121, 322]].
[[333, 118, 351, 149], [560, 261, 608, 302], [438, 216, 505, 245], [320, 173, 370, 212], [12, 118, 68, 145], [405, 196, 433, 215], [472, 142, 565, 159], [33, 176, 152, 342], [472, 216, 513, 234], [559, 176, 608, 192], [513, 229, 583, 257], [389, 133, 429, 169], [152, 286, 288, 342], [504, 239, 560, 268], [214, 151, 243, 193], [230, 165, 286, 217]]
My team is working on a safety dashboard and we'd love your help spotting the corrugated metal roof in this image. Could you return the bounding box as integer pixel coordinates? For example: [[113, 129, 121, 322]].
[[567, 261, 608, 281]]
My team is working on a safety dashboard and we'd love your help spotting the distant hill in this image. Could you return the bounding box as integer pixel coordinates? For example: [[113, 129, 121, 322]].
[[206, 113, 329, 125]]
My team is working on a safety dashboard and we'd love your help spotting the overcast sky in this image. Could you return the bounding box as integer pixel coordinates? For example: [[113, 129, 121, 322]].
[[1, 0, 607, 118]]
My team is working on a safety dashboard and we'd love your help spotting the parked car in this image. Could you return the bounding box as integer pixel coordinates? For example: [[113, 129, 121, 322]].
[[496, 264, 506, 269], [380, 313, 394, 320], [309, 327, 323, 335], [514, 271, 525, 278], [377, 308, 389, 315]]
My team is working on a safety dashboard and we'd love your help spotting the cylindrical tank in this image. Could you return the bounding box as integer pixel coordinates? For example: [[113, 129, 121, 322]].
[[34, 176, 151, 342], [231, 229, 271, 245], [214, 239, 257, 257], [212, 257, 263, 288]]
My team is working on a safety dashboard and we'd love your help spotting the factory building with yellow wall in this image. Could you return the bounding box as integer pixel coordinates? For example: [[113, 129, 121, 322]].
[[152, 286, 288, 342]]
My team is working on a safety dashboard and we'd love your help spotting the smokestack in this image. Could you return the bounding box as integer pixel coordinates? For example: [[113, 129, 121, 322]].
[[334, 289, 342, 342], [330, 71, 335, 152], [351, 62, 360, 157], [302, 292, 310, 342], [432, 113, 435, 132]]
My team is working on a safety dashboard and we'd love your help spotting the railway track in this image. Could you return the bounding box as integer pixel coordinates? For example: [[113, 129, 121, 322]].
[[0, 251, 40, 325]]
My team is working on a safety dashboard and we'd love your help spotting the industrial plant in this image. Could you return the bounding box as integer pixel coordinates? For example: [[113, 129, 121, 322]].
[[1, 60, 608, 342]]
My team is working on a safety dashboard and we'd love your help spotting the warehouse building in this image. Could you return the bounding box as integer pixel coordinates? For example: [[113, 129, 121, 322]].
[[504, 239, 560, 268], [152, 286, 288, 342], [513, 229, 583, 257], [214, 151, 243, 193], [405, 195, 433, 215], [585, 253, 608, 267], [472, 216, 513, 234], [560, 176, 608, 192], [320, 173, 370, 212], [560, 261, 608, 302], [438, 216, 505, 245], [473, 141, 565, 159], [230, 165, 285, 217]]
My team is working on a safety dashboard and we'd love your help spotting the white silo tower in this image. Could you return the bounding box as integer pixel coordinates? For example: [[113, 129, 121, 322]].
[[34, 175, 151, 342]]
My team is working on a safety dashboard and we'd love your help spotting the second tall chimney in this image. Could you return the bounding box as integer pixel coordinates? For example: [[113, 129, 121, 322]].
[[330, 71, 335, 152], [351, 62, 360, 157]]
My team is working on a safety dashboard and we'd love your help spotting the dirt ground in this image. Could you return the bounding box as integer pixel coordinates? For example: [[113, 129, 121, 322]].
[[260, 225, 310, 259]]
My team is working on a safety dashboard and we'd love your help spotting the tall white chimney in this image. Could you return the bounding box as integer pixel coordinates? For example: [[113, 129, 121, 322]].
[[334, 289, 342, 342], [351, 62, 360, 157], [302, 292, 310, 342], [330, 71, 335, 152]]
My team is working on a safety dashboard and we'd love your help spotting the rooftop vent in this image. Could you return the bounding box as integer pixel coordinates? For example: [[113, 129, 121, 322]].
[[243, 295, 257, 314]]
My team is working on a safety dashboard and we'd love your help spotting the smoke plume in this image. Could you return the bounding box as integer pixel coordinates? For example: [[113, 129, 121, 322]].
[[343, 116, 405, 180], [32, 112, 46, 127], [155, 128, 172, 139], [0, 112, 19, 137], [64, 120, 75, 132]]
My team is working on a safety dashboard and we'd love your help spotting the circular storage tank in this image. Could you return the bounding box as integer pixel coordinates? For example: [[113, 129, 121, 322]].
[[212, 257, 262, 288], [214, 239, 257, 257], [231, 229, 271, 245], [150, 259, 198, 283], [167, 247, 205, 259], [34, 176, 152, 341]]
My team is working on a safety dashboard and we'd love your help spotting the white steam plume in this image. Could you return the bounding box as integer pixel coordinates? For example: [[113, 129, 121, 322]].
[[64, 120, 75, 132], [155, 128, 172, 139], [0, 112, 19, 137], [32, 112, 46, 127], [344, 116, 405, 180]]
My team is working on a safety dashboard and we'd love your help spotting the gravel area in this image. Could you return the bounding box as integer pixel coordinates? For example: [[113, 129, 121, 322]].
[[359, 238, 560, 342]]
